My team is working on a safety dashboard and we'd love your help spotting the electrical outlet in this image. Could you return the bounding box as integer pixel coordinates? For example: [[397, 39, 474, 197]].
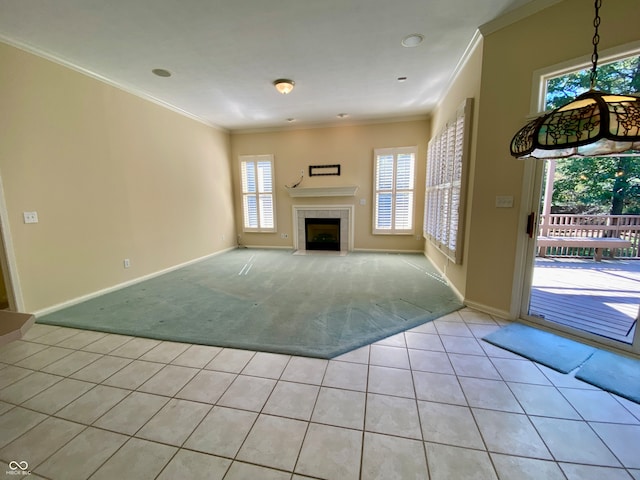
[[123, 258, 131, 268], [300, 169, 304, 175], [23, 211, 38, 224], [280, 233, 288, 239]]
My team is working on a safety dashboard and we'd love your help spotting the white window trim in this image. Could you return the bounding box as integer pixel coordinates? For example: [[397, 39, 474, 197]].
[[240, 154, 276, 233], [514, 40, 640, 345], [372, 146, 417, 235], [527, 40, 640, 118]]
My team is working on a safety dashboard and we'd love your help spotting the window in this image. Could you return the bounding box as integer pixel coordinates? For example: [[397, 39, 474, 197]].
[[373, 146, 416, 234], [424, 98, 472, 264], [240, 154, 275, 232]]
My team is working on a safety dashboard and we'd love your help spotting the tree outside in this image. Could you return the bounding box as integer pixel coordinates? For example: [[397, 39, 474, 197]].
[[545, 55, 640, 215]]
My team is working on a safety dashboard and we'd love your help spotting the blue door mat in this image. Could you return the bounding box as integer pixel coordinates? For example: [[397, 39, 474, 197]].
[[575, 350, 640, 404], [484, 323, 640, 404], [482, 323, 596, 374]]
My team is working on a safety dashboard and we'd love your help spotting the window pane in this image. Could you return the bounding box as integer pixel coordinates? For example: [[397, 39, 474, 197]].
[[241, 155, 275, 231], [374, 147, 416, 233], [257, 161, 273, 193], [396, 153, 415, 190], [243, 195, 258, 228], [376, 155, 394, 190], [376, 193, 393, 229], [395, 192, 413, 230], [241, 162, 256, 193], [259, 194, 274, 228]]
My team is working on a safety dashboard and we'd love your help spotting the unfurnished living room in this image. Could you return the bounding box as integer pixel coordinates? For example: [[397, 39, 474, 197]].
[[1, 0, 640, 479]]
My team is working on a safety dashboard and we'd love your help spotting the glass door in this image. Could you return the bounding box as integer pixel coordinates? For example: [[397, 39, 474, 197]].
[[521, 159, 640, 353]]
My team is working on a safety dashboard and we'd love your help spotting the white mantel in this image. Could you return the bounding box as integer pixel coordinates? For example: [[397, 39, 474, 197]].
[[285, 185, 358, 198]]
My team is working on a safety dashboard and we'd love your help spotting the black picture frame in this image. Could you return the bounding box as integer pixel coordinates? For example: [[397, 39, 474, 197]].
[[309, 164, 340, 176]]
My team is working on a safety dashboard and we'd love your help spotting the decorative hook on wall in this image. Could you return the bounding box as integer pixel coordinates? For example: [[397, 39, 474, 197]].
[[286, 173, 304, 188]]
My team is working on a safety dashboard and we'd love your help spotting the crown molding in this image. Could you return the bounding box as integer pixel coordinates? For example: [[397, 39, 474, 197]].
[[231, 114, 430, 135], [435, 30, 483, 112], [478, 0, 564, 36]]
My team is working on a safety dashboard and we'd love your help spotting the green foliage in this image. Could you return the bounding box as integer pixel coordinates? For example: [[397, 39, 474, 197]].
[[552, 157, 640, 214], [545, 55, 640, 214], [546, 55, 640, 109]]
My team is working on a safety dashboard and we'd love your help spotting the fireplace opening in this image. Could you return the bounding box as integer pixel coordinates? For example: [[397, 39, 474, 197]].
[[305, 218, 340, 251]]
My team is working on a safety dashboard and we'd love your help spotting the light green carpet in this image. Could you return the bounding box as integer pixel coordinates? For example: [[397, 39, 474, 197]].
[[38, 249, 463, 358]]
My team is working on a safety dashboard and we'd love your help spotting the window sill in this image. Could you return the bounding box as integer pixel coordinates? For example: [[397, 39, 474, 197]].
[[372, 231, 416, 235]]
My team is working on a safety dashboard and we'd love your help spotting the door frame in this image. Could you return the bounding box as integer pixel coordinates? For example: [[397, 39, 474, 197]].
[[0, 173, 23, 312], [513, 41, 640, 356]]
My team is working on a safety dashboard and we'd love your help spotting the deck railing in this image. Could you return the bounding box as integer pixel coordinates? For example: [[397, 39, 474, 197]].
[[538, 214, 640, 259]]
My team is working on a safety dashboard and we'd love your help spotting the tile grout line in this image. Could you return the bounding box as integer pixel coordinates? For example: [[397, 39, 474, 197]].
[[2, 312, 640, 478]]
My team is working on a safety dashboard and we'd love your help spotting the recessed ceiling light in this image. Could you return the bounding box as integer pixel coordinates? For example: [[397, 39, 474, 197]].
[[337, 113, 348, 118], [286, 118, 296, 122], [397, 76, 408, 82], [401, 34, 424, 47], [152, 68, 172, 77]]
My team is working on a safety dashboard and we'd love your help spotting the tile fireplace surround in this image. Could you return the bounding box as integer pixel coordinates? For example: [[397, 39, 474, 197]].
[[293, 205, 354, 252]]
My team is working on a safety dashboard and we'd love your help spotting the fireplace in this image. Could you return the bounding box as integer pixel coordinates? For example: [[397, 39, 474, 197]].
[[305, 218, 340, 251], [293, 205, 353, 253]]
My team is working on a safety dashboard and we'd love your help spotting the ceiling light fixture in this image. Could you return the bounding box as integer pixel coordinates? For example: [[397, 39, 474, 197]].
[[401, 34, 424, 48], [273, 79, 295, 95], [337, 113, 348, 118], [397, 76, 408, 82], [510, 0, 640, 159], [151, 68, 172, 77]]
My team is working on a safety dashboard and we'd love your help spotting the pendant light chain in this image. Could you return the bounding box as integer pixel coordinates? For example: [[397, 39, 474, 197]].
[[589, 0, 601, 89]]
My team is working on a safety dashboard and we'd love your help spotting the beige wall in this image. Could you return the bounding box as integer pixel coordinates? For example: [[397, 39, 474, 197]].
[[230, 120, 429, 251], [424, 38, 484, 300], [2, 0, 637, 318], [462, 0, 640, 315], [0, 42, 236, 312]]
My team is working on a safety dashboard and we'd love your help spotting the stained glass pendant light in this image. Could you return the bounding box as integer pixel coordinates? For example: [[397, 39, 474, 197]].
[[510, 0, 640, 159]]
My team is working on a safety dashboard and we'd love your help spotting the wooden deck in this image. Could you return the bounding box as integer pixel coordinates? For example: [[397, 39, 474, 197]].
[[529, 258, 640, 344]]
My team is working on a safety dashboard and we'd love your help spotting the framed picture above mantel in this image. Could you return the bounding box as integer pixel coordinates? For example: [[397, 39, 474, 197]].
[[309, 164, 340, 176]]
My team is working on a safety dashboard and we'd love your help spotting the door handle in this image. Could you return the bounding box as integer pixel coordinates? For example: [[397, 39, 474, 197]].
[[526, 212, 536, 238]]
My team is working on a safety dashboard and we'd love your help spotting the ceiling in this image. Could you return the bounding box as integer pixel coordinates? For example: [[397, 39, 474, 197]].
[[0, 0, 555, 131]]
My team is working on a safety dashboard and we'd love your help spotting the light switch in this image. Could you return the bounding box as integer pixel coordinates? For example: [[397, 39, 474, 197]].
[[495, 196, 514, 208], [23, 211, 39, 224]]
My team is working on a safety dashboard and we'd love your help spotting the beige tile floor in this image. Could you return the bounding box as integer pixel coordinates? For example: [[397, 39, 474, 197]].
[[1, 308, 639, 479]]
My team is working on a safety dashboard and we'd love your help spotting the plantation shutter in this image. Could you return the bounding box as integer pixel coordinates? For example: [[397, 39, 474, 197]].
[[375, 154, 394, 230], [373, 147, 416, 234], [240, 155, 276, 232], [395, 153, 415, 230], [424, 98, 472, 263]]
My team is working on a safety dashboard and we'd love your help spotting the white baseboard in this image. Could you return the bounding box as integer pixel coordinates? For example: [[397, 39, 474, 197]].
[[353, 248, 424, 254], [34, 247, 236, 317], [241, 246, 425, 254], [463, 300, 513, 321], [240, 245, 293, 250]]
